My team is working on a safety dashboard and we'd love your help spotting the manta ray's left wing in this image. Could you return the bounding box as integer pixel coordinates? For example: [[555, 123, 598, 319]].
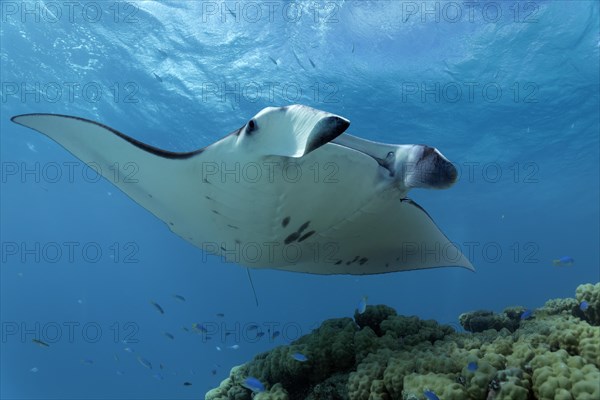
[[10, 114, 230, 244], [10, 112, 349, 256]]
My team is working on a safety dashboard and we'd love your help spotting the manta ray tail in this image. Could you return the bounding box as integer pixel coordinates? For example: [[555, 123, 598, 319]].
[[246, 268, 259, 307]]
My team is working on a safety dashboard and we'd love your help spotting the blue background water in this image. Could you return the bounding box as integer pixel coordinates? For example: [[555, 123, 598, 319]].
[[1, 1, 598, 399]]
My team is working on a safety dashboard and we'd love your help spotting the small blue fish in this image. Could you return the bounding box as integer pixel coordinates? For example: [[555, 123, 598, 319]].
[[291, 353, 308, 362], [580, 301, 589, 311], [291, 49, 305, 70], [116, 370, 124, 376], [256, 332, 265, 338], [32, 339, 49, 347], [552, 256, 574, 267], [81, 359, 94, 365], [153, 372, 164, 380], [164, 332, 174, 340], [520, 309, 533, 320], [247, 324, 259, 331], [424, 389, 440, 400], [150, 301, 164, 314], [123, 347, 134, 353], [137, 356, 152, 370], [242, 376, 265, 393], [192, 323, 208, 333], [467, 361, 478, 372], [272, 331, 280, 339], [357, 296, 368, 314], [173, 294, 186, 302]]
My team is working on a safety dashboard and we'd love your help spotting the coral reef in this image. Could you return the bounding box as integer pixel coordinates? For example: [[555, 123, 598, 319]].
[[458, 307, 524, 333], [206, 283, 600, 400]]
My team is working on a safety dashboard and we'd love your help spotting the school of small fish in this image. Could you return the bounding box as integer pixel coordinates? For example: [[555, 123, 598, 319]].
[[33, 280, 589, 393]]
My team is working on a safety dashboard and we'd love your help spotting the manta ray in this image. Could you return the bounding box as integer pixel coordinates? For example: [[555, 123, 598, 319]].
[[11, 105, 473, 274]]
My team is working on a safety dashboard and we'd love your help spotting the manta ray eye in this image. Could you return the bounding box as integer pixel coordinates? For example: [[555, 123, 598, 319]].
[[246, 119, 257, 134]]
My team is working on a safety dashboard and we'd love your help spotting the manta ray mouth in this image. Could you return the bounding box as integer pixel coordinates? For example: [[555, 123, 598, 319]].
[[421, 146, 458, 187], [405, 146, 458, 189], [305, 116, 350, 154]]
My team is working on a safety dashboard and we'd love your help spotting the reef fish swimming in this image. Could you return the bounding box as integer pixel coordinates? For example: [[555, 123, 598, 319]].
[[553, 256, 575, 267], [150, 301, 164, 314], [242, 377, 265, 393], [467, 361, 478, 372], [357, 296, 368, 314], [137, 356, 152, 370], [423, 389, 440, 400], [32, 339, 49, 347], [520, 309, 533, 320], [11, 105, 473, 274], [291, 353, 308, 362]]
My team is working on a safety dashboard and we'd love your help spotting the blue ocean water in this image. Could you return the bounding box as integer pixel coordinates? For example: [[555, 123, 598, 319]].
[[0, 1, 598, 399]]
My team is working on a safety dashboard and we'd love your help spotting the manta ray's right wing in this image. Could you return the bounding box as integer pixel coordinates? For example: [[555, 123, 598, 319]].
[[279, 192, 475, 275]]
